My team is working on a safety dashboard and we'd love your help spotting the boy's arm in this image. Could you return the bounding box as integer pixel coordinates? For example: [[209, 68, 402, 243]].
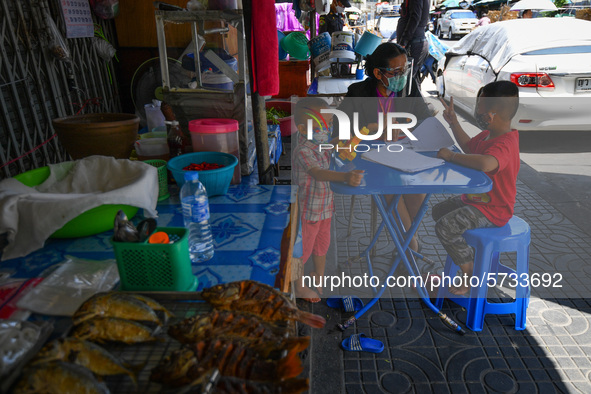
[[439, 97, 472, 153], [308, 167, 364, 187], [437, 148, 499, 173]]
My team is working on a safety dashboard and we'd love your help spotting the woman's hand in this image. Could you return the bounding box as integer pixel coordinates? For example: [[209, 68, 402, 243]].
[[437, 147, 455, 161], [439, 96, 459, 128]]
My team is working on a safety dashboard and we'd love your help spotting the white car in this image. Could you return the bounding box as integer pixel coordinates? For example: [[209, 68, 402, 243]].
[[436, 10, 477, 39], [438, 18, 591, 131]]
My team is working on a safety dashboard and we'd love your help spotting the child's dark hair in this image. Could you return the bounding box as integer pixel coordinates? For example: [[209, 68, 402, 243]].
[[477, 81, 520, 119], [365, 42, 406, 78], [294, 97, 330, 126]]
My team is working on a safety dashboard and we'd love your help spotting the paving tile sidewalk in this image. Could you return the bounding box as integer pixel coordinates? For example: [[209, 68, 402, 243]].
[[302, 177, 591, 393]]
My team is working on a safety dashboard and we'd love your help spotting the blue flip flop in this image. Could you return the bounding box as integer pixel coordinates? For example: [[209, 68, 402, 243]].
[[327, 295, 364, 312], [341, 333, 384, 353]]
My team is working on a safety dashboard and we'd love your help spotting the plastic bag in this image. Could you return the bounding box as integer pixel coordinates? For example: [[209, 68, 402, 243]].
[[426, 31, 449, 63], [93, 37, 116, 61], [0, 320, 53, 390], [45, 12, 71, 62], [90, 0, 120, 19], [15, 256, 119, 316]]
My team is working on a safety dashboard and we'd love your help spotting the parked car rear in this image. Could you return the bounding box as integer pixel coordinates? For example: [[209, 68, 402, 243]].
[[438, 18, 591, 131]]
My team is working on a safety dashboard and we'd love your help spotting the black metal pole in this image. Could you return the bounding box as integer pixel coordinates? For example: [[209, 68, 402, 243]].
[[243, 0, 274, 185]]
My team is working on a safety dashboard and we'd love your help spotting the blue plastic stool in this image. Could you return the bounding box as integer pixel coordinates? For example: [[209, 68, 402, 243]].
[[435, 216, 531, 331]]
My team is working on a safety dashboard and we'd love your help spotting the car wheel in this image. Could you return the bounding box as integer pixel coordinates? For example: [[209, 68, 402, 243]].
[[437, 26, 442, 39], [448, 28, 453, 40]]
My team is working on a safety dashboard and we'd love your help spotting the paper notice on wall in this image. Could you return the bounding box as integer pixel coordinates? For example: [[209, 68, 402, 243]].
[[59, 0, 94, 38]]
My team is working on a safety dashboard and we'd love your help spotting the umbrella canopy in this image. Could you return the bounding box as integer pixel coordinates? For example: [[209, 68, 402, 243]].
[[510, 0, 557, 10]]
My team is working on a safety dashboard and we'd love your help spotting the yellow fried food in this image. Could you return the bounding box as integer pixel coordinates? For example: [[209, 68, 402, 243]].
[[33, 338, 138, 385], [70, 317, 158, 345], [13, 361, 110, 394], [73, 292, 162, 326]]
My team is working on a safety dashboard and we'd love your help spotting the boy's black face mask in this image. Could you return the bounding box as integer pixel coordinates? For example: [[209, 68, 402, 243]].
[[475, 111, 495, 130]]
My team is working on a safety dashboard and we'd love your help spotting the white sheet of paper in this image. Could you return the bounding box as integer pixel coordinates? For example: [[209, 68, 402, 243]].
[[399, 117, 455, 152], [362, 147, 445, 173]]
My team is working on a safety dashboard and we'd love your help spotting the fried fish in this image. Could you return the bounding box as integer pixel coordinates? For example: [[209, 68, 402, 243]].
[[13, 361, 110, 394], [70, 317, 158, 344], [168, 309, 289, 344], [32, 338, 138, 385], [150, 337, 303, 387], [201, 281, 326, 328], [73, 292, 162, 326]]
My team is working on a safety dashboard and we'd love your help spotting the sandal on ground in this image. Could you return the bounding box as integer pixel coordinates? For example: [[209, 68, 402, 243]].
[[341, 333, 384, 353], [327, 295, 364, 312]]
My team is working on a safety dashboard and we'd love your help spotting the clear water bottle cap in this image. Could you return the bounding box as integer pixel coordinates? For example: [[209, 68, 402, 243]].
[[184, 171, 199, 181]]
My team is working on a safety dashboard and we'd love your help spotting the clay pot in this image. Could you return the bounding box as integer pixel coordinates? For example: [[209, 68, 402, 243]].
[[53, 113, 140, 159]]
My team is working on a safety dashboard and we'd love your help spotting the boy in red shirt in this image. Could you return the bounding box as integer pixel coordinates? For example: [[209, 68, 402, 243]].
[[434, 81, 520, 295]]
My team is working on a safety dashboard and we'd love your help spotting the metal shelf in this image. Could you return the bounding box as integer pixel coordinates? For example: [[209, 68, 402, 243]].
[[154, 9, 249, 177]]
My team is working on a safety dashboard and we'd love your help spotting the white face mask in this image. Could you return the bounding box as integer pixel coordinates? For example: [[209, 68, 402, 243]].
[[336, 5, 345, 12]]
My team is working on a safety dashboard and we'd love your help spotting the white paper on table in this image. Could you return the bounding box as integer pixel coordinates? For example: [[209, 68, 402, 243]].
[[362, 147, 445, 173], [317, 77, 360, 95], [399, 117, 455, 152]]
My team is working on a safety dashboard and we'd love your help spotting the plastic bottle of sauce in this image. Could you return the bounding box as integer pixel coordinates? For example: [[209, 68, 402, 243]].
[[167, 120, 191, 158]]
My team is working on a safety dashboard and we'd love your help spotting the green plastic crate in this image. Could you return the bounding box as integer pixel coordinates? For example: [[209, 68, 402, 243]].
[[112, 227, 198, 292]]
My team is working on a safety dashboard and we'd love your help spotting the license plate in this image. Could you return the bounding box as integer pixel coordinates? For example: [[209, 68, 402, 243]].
[[576, 77, 591, 92]]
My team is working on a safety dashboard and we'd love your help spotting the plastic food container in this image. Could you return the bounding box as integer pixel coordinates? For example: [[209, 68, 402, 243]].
[[134, 138, 170, 161], [189, 118, 241, 184]]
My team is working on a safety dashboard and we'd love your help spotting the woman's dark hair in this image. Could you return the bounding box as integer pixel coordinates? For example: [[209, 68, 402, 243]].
[[365, 42, 407, 78]]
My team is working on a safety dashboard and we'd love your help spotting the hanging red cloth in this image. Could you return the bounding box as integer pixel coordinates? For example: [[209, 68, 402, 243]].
[[251, 0, 279, 96]]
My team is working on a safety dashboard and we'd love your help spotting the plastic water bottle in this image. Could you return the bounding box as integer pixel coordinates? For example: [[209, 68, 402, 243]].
[[180, 172, 214, 262]]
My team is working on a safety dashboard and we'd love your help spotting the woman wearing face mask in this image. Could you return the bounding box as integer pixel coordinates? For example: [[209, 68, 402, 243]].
[[334, 42, 432, 252]]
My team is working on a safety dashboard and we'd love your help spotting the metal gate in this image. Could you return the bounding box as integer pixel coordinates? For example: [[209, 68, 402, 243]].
[[0, 0, 120, 179]]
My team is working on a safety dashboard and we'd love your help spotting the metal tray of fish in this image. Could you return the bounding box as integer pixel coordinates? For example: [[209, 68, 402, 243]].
[[63, 292, 296, 393]]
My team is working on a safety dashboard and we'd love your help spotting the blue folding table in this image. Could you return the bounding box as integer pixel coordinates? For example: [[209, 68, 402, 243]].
[[330, 151, 492, 334]]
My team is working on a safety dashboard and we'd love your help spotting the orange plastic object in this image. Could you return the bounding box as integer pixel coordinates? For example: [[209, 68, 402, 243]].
[[338, 127, 370, 161], [148, 231, 170, 244]]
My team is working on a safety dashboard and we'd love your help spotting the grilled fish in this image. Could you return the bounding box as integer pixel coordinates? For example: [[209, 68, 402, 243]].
[[32, 338, 138, 385], [71, 317, 158, 344], [13, 361, 110, 394], [168, 309, 289, 344], [201, 280, 326, 328], [127, 294, 174, 322], [150, 337, 303, 387], [73, 292, 162, 326]]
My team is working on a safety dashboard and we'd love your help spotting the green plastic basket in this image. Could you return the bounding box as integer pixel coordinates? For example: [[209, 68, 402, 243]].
[[112, 227, 198, 292], [143, 159, 170, 201]]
